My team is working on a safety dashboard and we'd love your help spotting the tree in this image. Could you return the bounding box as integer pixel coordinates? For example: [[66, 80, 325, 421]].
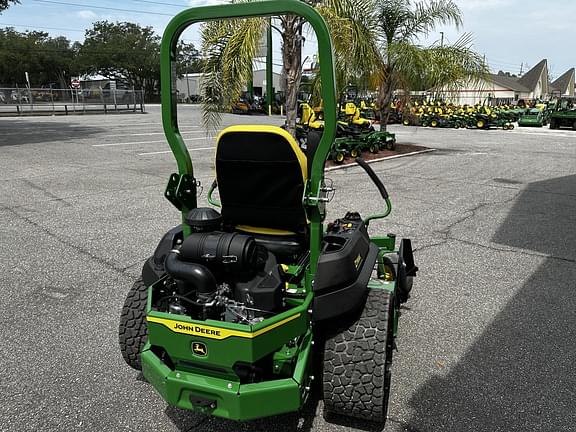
[[0, 0, 19, 12], [0, 28, 77, 87], [176, 41, 204, 76], [200, 0, 378, 135], [372, 0, 488, 130], [77, 21, 161, 97]]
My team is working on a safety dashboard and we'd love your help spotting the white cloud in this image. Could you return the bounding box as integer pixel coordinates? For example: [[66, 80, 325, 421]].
[[76, 10, 98, 20], [187, 0, 229, 6], [455, 0, 513, 10]]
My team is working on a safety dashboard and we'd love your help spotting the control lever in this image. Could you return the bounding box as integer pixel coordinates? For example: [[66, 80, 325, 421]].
[[355, 158, 392, 226], [355, 158, 389, 200]]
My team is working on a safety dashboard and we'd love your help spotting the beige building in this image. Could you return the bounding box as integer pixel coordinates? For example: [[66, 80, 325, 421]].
[[551, 68, 575, 97], [437, 59, 552, 105]]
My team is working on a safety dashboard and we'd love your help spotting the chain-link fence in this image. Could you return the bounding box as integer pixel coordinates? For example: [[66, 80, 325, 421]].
[[0, 88, 145, 115]]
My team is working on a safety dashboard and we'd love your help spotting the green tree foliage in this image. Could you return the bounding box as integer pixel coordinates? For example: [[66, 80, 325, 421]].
[[0, 28, 77, 86], [0, 0, 19, 12], [77, 21, 161, 96], [176, 41, 204, 75]]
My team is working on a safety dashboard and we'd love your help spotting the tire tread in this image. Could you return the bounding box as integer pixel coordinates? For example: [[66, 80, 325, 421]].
[[323, 289, 394, 423], [118, 278, 148, 370]]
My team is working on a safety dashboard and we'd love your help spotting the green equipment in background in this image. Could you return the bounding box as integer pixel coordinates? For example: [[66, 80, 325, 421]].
[[549, 98, 576, 130], [518, 108, 548, 127]]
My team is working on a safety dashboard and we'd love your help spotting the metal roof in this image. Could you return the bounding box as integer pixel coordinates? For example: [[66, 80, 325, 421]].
[[517, 59, 548, 92], [489, 74, 530, 92], [551, 68, 575, 94]]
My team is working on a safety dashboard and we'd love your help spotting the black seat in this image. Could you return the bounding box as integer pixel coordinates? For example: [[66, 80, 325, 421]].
[[215, 125, 308, 260]]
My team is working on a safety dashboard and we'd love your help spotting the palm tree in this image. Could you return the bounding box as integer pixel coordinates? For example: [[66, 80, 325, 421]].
[[0, 0, 19, 12], [200, 0, 486, 135], [200, 0, 379, 136], [373, 0, 488, 130]]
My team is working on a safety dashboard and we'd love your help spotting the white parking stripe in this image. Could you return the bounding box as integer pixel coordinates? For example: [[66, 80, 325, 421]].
[[138, 147, 214, 156], [93, 137, 209, 147], [99, 128, 202, 138], [511, 129, 575, 138]]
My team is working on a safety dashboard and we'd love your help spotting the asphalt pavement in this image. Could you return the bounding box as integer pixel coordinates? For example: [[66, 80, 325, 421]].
[[1, 105, 575, 432]]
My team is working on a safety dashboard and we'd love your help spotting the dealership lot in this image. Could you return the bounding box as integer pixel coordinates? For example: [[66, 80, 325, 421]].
[[1, 105, 575, 432]]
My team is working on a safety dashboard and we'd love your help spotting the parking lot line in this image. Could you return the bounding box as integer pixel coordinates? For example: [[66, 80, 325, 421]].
[[512, 129, 576, 138], [99, 128, 202, 138], [138, 146, 214, 156], [93, 136, 209, 147]]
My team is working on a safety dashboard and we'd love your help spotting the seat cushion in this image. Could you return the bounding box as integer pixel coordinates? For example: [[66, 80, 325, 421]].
[[216, 126, 308, 234]]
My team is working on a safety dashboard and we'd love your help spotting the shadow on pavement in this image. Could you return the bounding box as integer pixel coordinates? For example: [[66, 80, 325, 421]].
[[0, 121, 104, 147], [405, 175, 576, 431], [165, 395, 320, 432]]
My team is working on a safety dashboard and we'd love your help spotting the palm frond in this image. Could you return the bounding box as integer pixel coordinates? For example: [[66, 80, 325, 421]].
[[424, 34, 489, 98], [402, 0, 462, 41], [200, 15, 266, 134], [317, 0, 382, 90]]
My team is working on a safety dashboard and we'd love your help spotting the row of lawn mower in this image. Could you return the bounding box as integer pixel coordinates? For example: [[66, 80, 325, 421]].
[[296, 100, 396, 164], [400, 98, 576, 130], [401, 101, 521, 130]]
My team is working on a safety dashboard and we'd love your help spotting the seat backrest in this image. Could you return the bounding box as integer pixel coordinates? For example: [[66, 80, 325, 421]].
[[215, 125, 308, 234]]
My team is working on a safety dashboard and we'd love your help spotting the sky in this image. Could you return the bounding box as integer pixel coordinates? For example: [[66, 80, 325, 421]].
[[1, 0, 574, 80]]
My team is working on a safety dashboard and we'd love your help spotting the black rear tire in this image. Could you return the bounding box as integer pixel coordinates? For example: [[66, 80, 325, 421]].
[[119, 278, 148, 370], [323, 289, 395, 423]]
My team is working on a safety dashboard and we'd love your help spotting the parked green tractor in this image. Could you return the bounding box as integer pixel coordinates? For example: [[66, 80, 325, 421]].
[[118, 0, 416, 425], [549, 98, 576, 130], [518, 108, 548, 127], [475, 112, 514, 130], [330, 128, 396, 163]]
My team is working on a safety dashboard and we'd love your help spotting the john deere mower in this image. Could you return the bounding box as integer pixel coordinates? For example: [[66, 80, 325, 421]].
[[340, 101, 374, 133], [119, 0, 416, 424], [475, 107, 514, 130], [518, 108, 548, 127]]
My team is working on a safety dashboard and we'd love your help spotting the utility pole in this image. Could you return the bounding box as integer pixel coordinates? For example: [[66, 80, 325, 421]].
[[266, 17, 273, 116], [519, 62, 524, 76], [440, 31, 444, 47], [185, 70, 191, 103]]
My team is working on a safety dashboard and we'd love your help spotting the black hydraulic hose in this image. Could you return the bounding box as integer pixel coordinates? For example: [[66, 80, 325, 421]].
[[355, 157, 389, 200], [164, 250, 217, 297]]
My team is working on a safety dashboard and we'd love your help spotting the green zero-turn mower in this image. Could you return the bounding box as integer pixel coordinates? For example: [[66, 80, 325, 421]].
[[118, 0, 417, 424]]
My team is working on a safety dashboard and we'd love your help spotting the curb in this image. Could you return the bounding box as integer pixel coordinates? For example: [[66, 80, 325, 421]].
[[325, 148, 436, 172]]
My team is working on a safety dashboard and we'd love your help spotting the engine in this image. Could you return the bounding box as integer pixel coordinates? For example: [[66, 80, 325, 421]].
[[151, 209, 285, 325]]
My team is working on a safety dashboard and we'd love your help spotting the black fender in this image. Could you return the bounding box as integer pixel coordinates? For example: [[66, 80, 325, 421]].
[[141, 225, 183, 287], [381, 238, 418, 303]]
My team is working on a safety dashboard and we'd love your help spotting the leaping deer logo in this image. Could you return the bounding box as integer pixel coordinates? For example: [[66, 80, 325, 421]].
[[192, 342, 207, 357]]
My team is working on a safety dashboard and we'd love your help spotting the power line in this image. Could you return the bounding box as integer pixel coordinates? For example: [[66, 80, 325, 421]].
[[0, 22, 202, 46], [31, 0, 174, 17], [130, 0, 189, 8], [0, 45, 155, 55], [0, 22, 85, 33]]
